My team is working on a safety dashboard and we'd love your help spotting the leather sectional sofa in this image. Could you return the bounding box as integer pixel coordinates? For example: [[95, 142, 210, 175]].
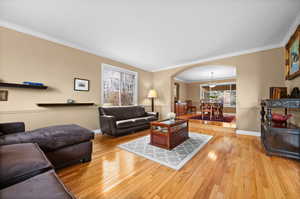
[[0, 122, 94, 169], [99, 106, 159, 136], [0, 122, 95, 199], [0, 143, 75, 199]]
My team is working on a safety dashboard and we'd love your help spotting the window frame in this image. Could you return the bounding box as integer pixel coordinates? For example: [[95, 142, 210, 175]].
[[101, 64, 138, 106]]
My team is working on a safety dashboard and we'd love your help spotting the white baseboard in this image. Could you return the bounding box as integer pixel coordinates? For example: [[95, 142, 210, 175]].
[[93, 129, 102, 134], [236, 130, 260, 137]]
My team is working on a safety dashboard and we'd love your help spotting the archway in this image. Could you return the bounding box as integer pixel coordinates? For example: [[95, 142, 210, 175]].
[[170, 65, 237, 130]]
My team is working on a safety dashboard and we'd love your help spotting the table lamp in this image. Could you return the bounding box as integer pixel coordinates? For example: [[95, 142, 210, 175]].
[[148, 89, 157, 112]]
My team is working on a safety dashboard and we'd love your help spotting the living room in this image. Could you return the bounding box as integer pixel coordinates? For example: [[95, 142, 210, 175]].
[[1, 1, 300, 199]]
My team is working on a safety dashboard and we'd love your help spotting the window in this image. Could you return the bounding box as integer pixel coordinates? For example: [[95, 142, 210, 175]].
[[200, 83, 236, 107], [101, 64, 138, 106]]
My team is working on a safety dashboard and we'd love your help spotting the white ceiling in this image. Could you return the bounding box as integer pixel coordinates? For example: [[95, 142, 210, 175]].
[[0, 0, 299, 72], [175, 65, 236, 82]]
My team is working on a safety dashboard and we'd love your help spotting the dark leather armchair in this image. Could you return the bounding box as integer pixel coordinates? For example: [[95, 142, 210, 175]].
[[0, 122, 94, 169], [99, 106, 159, 136]]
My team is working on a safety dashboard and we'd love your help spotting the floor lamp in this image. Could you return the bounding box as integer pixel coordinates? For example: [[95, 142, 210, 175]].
[[148, 89, 158, 112]]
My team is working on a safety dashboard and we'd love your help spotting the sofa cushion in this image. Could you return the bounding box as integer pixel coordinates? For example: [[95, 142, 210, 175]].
[[144, 116, 157, 122], [132, 118, 148, 125], [0, 124, 94, 152], [0, 143, 53, 189], [100, 106, 146, 120], [0, 170, 75, 199], [116, 119, 135, 129]]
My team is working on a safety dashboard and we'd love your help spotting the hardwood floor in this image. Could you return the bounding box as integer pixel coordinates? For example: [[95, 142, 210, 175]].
[[177, 113, 237, 130], [57, 122, 300, 199]]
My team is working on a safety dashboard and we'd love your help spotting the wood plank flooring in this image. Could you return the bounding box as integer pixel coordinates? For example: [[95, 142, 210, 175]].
[[57, 122, 300, 199]]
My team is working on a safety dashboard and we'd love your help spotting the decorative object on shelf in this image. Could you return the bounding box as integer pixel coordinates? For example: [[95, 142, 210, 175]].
[[261, 98, 300, 160], [290, 87, 300, 98], [23, 81, 44, 86], [271, 113, 292, 124], [148, 89, 158, 112], [285, 25, 299, 80], [167, 112, 176, 121], [270, 87, 287, 99], [0, 82, 48, 89], [74, 78, 89, 91], [67, 99, 75, 104], [0, 90, 8, 101]]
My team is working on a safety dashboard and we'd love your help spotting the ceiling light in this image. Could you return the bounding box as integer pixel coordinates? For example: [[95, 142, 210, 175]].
[[209, 72, 216, 88]]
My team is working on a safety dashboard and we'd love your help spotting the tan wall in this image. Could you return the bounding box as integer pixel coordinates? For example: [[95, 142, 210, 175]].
[[186, 83, 200, 103], [0, 27, 153, 130], [174, 80, 188, 102], [153, 48, 285, 131]]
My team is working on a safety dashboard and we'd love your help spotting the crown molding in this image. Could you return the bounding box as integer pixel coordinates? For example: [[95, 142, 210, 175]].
[[281, 12, 300, 46], [0, 20, 95, 55], [0, 20, 145, 71], [184, 77, 236, 84], [151, 43, 282, 72], [152, 12, 300, 72], [174, 77, 188, 83], [1, 14, 299, 73]]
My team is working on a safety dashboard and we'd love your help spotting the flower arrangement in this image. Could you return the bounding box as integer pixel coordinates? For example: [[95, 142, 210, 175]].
[[167, 112, 176, 121]]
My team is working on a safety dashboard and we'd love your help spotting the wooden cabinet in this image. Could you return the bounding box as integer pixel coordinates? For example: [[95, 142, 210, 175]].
[[175, 102, 187, 116], [261, 99, 300, 160]]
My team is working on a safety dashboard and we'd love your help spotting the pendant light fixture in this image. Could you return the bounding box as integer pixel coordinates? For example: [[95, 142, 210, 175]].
[[209, 72, 216, 88]]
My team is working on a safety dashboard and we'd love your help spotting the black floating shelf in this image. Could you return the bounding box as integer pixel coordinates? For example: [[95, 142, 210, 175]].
[[37, 103, 95, 107], [0, 82, 48, 89]]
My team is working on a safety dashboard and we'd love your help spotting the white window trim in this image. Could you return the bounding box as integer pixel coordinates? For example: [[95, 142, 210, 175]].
[[101, 63, 138, 106]]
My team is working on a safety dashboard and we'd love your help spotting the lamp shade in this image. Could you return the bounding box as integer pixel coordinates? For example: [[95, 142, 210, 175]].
[[148, 89, 157, 98]]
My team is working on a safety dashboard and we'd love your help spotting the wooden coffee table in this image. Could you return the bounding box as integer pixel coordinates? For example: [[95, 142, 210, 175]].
[[150, 119, 189, 150]]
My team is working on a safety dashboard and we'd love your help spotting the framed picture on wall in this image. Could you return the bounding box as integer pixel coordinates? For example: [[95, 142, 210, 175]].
[[285, 25, 300, 80], [74, 78, 90, 91], [0, 90, 8, 101]]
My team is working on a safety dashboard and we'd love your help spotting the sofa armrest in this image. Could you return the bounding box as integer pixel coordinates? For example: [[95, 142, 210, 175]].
[[0, 122, 25, 135], [100, 115, 117, 136], [146, 112, 159, 120], [0, 131, 34, 146]]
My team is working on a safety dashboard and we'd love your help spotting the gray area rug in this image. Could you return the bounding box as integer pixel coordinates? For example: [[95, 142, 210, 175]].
[[118, 132, 213, 170]]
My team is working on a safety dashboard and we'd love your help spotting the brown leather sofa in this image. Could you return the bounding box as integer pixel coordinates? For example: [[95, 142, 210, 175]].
[[0, 143, 75, 199], [99, 106, 159, 136], [0, 122, 94, 169]]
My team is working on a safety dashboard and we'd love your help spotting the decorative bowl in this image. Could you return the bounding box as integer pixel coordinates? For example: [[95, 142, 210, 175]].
[[272, 113, 292, 123]]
